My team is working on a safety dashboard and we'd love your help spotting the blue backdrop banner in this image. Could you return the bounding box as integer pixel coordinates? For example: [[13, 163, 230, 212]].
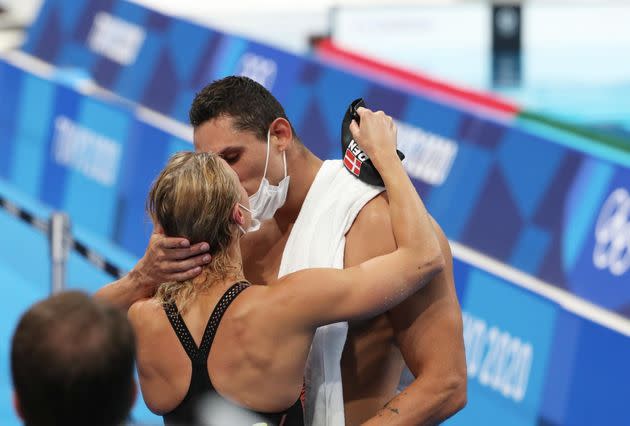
[[451, 257, 630, 426], [0, 59, 191, 258], [19, 0, 630, 318], [0, 1, 628, 421]]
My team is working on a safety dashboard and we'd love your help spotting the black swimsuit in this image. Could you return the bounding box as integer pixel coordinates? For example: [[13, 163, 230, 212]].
[[163, 281, 304, 425]]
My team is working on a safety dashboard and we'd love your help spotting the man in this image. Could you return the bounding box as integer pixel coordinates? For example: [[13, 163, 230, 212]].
[[96, 77, 466, 425], [11, 291, 137, 426]]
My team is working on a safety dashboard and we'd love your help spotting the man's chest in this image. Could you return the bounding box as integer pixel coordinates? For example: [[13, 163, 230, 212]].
[[242, 225, 292, 284]]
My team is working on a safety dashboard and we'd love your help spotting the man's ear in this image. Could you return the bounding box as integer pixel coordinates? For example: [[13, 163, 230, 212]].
[[269, 117, 294, 153], [232, 203, 244, 226], [13, 391, 24, 421]]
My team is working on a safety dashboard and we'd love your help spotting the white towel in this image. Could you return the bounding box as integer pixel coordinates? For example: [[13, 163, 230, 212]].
[[278, 160, 384, 426]]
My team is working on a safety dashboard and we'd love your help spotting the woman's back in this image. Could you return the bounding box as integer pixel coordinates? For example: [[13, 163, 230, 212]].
[[129, 280, 310, 423]]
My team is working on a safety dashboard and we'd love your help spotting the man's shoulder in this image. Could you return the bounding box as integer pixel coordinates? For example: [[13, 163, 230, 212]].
[[352, 193, 391, 229], [349, 195, 445, 245], [345, 193, 396, 266]]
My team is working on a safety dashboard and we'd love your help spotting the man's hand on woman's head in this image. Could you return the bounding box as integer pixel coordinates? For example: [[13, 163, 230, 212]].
[[131, 232, 211, 294]]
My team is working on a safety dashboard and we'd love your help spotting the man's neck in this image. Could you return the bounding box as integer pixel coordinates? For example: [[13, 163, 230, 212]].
[[273, 147, 323, 231]]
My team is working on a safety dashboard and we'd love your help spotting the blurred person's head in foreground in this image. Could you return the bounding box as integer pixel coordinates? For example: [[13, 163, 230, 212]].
[[11, 291, 136, 426]]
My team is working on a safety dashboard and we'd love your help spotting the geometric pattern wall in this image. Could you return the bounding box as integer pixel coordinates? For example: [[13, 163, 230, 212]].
[[22, 0, 630, 318]]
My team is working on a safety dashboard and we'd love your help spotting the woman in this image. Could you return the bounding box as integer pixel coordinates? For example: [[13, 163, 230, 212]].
[[128, 109, 444, 425]]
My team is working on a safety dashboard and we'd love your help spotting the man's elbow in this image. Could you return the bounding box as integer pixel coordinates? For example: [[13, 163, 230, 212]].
[[442, 371, 467, 416], [423, 228, 447, 279], [419, 251, 446, 285], [432, 252, 446, 275]]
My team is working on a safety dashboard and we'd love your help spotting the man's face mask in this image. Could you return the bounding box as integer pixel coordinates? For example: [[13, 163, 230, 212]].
[[248, 129, 290, 221]]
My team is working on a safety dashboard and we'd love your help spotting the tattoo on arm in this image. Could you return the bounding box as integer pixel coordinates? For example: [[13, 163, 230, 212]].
[[384, 401, 400, 415]]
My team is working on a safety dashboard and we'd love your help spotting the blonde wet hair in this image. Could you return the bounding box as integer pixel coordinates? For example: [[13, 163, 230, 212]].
[[147, 151, 241, 309]]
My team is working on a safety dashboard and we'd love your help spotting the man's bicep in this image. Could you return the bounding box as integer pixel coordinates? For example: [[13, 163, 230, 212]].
[[389, 284, 463, 374], [388, 224, 466, 376]]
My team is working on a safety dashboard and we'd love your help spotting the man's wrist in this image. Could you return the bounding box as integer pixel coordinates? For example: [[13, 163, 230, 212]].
[[371, 149, 399, 168], [126, 265, 155, 300]]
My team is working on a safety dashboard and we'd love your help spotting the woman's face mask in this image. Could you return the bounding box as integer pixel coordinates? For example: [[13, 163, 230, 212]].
[[237, 203, 261, 234]]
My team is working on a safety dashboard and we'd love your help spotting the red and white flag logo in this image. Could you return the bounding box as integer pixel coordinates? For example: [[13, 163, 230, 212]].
[[344, 148, 362, 176]]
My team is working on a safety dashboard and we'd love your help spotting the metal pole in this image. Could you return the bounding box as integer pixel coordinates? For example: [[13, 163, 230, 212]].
[[49, 212, 71, 294]]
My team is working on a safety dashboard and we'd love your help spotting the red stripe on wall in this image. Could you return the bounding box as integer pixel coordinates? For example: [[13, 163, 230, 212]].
[[314, 38, 520, 118]]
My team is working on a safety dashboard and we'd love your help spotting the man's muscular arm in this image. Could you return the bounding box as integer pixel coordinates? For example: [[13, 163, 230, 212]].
[[366, 218, 467, 425], [346, 196, 466, 425]]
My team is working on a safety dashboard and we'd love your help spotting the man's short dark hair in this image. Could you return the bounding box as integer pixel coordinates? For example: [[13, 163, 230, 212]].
[[11, 291, 136, 426], [189, 76, 297, 141]]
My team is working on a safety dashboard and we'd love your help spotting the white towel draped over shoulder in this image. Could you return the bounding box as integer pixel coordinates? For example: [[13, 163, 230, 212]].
[[278, 160, 383, 426]]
